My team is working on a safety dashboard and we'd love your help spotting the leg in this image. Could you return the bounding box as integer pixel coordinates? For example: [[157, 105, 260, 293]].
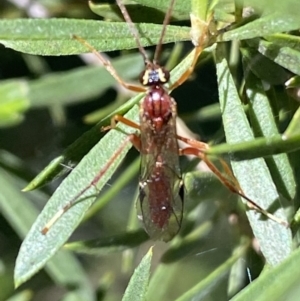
[[177, 134, 209, 151], [42, 110, 144, 234], [169, 14, 215, 91], [102, 114, 141, 151], [102, 114, 140, 131], [169, 46, 203, 91], [179, 140, 288, 227], [177, 134, 248, 195], [42, 134, 136, 234], [110, 114, 140, 131], [73, 35, 147, 93]]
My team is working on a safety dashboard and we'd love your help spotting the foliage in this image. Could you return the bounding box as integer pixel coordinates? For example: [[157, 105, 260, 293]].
[[0, 0, 300, 300]]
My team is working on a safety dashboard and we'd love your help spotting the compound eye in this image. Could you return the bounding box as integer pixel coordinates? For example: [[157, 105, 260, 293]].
[[139, 70, 148, 86], [160, 67, 170, 83], [139, 66, 170, 86]]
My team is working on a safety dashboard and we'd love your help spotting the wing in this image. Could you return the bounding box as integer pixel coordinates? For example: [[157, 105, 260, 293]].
[[138, 92, 183, 242]]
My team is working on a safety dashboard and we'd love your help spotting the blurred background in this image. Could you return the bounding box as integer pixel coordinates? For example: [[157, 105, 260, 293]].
[[1, 0, 299, 301]]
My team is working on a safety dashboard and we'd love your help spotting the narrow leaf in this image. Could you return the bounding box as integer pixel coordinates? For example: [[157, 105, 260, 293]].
[[122, 247, 153, 301], [222, 12, 300, 41], [65, 230, 148, 255], [231, 247, 300, 301], [29, 53, 144, 107], [252, 39, 300, 76], [0, 80, 29, 127], [89, 0, 189, 22], [216, 45, 292, 266], [0, 19, 190, 55], [207, 133, 300, 159], [0, 169, 93, 298], [15, 107, 139, 285], [175, 239, 249, 301], [5, 290, 33, 301], [244, 71, 296, 201]]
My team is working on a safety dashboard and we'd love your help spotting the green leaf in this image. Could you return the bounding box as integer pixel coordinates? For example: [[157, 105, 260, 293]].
[[122, 247, 152, 301], [23, 93, 143, 191], [215, 45, 292, 266], [2, 0, 300, 300], [15, 106, 139, 286], [174, 239, 250, 301], [238, 0, 299, 15], [284, 107, 300, 137], [0, 80, 29, 127], [265, 33, 300, 52], [241, 48, 290, 85], [190, 0, 218, 20], [250, 39, 300, 76], [244, 70, 296, 201], [28, 53, 144, 107], [161, 221, 215, 263], [65, 230, 148, 255], [0, 19, 190, 55], [127, 0, 190, 18], [185, 170, 232, 208], [82, 156, 140, 221], [230, 247, 300, 301], [5, 290, 33, 301], [222, 12, 300, 41], [0, 168, 93, 298], [206, 133, 300, 159], [89, 0, 189, 22]]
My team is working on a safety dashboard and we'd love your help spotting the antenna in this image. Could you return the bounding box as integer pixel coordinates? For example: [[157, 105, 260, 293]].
[[116, 0, 176, 65], [116, 0, 150, 64], [153, 0, 176, 64]]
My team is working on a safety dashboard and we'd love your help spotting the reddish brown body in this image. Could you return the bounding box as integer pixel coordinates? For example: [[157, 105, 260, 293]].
[[138, 66, 183, 242]]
